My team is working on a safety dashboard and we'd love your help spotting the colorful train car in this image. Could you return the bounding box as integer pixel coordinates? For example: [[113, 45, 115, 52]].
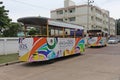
[[17, 17, 85, 62], [87, 30, 108, 47]]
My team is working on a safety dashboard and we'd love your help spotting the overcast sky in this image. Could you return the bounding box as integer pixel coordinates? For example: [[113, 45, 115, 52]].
[[2, 0, 120, 22]]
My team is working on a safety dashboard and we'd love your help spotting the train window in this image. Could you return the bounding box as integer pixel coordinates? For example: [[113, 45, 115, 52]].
[[65, 28, 70, 37], [49, 26, 63, 37]]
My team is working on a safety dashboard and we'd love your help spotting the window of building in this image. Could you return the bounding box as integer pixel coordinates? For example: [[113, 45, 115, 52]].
[[65, 10, 67, 13], [63, 18, 68, 22], [92, 25, 94, 28], [91, 16, 94, 21], [65, 18, 68, 21], [96, 17, 102, 22], [69, 17, 76, 21], [57, 19, 63, 21], [91, 7, 93, 11], [57, 10, 63, 15], [68, 8, 75, 13], [103, 21, 106, 24], [96, 9, 101, 15]]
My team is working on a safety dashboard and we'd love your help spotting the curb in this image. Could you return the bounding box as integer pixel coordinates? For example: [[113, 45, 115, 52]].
[[0, 61, 21, 67]]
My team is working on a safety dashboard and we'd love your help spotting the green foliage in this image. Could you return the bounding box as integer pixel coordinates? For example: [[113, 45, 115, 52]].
[[116, 19, 120, 35], [28, 28, 40, 35], [3, 22, 22, 37], [0, 2, 11, 36], [0, 2, 23, 37]]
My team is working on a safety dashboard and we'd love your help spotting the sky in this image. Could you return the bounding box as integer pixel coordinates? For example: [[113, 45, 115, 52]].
[[1, 0, 120, 22]]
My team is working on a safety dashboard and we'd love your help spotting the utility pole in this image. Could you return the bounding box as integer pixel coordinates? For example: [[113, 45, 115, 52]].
[[87, 0, 94, 31], [108, 16, 110, 36]]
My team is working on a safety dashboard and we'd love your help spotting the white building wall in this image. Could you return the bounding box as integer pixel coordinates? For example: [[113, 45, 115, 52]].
[[110, 18, 116, 35], [76, 6, 87, 15], [51, 12, 57, 19], [76, 16, 87, 24], [64, 0, 75, 8], [51, 1, 115, 34]]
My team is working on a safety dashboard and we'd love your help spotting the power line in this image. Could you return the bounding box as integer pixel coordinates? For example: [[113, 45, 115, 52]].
[[9, 0, 51, 10]]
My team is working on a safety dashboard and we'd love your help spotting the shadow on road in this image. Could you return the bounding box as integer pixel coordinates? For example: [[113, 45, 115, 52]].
[[88, 46, 106, 49], [22, 54, 83, 67]]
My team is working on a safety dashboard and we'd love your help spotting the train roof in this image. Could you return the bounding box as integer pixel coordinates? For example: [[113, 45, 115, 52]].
[[17, 17, 48, 26], [17, 17, 84, 30]]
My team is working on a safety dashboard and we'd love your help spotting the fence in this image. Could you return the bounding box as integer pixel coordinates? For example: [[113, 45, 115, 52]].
[[0, 37, 19, 55]]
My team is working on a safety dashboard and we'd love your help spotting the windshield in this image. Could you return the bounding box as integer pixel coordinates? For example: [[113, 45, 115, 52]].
[[109, 37, 116, 40]]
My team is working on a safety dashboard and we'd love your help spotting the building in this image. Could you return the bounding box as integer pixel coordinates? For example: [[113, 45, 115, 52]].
[[51, 0, 116, 35], [110, 17, 116, 35]]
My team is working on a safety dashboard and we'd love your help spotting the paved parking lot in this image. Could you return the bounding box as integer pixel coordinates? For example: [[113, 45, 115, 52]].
[[0, 43, 120, 80]]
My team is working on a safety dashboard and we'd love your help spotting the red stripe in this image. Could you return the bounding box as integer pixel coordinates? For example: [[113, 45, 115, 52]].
[[29, 38, 46, 58]]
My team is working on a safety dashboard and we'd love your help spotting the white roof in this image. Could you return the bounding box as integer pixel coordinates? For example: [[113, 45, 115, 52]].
[[48, 20, 84, 30]]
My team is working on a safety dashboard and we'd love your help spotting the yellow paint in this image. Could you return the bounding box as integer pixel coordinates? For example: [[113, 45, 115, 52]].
[[32, 54, 39, 61], [39, 55, 45, 60], [19, 53, 29, 61], [64, 49, 75, 56], [70, 48, 75, 54]]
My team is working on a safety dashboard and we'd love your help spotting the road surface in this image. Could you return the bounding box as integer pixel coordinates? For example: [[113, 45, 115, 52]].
[[0, 43, 120, 80]]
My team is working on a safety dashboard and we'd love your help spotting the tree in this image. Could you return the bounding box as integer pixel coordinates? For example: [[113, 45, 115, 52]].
[[28, 28, 40, 36], [116, 19, 120, 35], [3, 22, 22, 37], [0, 2, 11, 36]]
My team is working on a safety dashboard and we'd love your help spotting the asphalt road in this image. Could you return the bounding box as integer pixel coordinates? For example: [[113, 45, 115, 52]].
[[0, 43, 120, 80]]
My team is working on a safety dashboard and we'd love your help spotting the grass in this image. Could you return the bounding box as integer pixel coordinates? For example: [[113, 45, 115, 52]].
[[0, 53, 18, 64]]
